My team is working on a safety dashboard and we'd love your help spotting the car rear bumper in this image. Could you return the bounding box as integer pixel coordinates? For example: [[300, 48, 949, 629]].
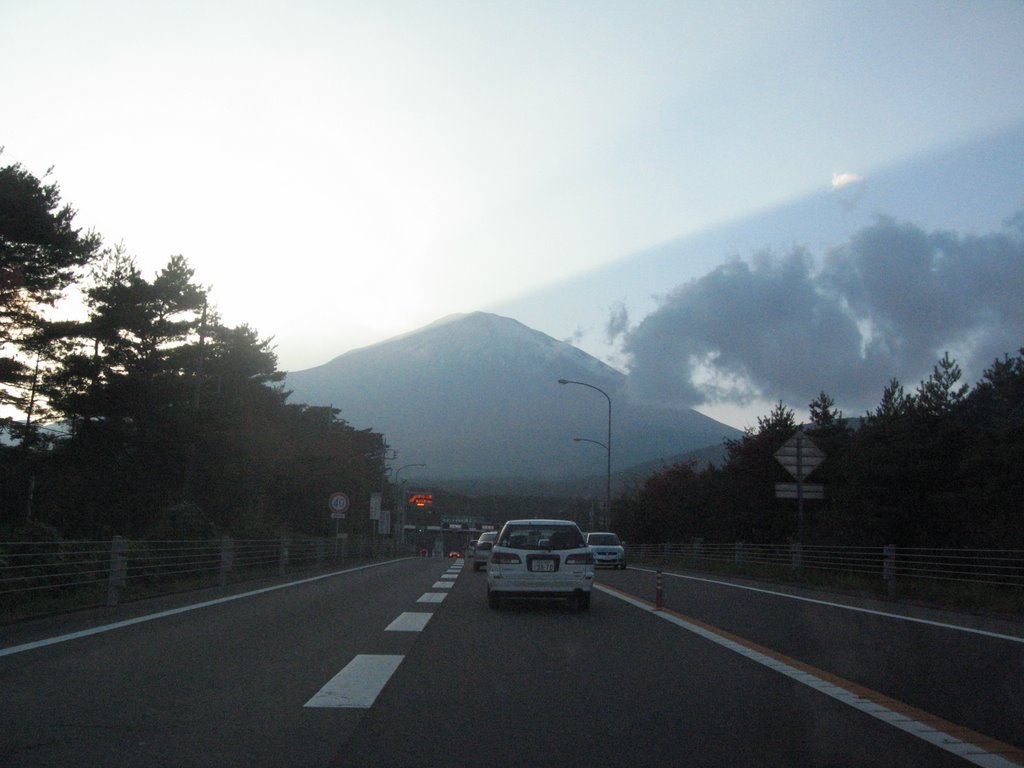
[[487, 571, 593, 594]]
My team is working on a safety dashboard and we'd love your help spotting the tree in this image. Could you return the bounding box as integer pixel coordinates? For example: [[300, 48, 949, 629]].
[[808, 390, 840, 428], [717, 401, 798, 541], [957, 347, 1024, 546], [871, 378, 912, 424], [31, 252, 213, 533], [0, 161, 101, 412], [962, 348, 1024, 428], [914, 352, 968, 419], [807, 389, 851, 445]]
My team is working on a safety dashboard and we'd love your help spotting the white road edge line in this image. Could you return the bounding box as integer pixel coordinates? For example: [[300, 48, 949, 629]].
[[0, 559, 409, 658], [304, 654, 404, 708], [628, 567, 1024, 644], [597, 584, 1022, 768]]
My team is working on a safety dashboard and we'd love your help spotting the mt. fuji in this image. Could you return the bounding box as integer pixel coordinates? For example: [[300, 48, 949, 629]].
[[283, 312, 739, 486]]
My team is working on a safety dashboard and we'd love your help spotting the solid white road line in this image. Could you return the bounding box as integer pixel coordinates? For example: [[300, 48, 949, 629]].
[[629, 568, 1024, 644], [304, 655, 404, 708], [385, 612, 433, 632], [417, 593, 447, 603], [0, 560, 406, 659], [597, 585, 1024, 768]]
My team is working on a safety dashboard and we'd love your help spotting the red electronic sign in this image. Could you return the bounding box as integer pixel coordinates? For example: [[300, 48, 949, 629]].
[[408, 493, 433, 507]]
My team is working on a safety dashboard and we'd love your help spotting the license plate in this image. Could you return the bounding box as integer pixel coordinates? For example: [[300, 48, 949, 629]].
[[531, 559, 555, 572]]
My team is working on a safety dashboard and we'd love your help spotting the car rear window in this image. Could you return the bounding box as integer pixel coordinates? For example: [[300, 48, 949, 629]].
[[498, 524, 584, 550], [588, 533, 621, 546]]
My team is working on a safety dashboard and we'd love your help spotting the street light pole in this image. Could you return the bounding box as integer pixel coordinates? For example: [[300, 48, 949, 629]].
[[558, 378, 612, 529], [573, 437, 608, 531], [393, 463, 426, 545]]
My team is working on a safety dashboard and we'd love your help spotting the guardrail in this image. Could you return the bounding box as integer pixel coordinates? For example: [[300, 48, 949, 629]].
[[626, 542, 1024, 592], [0, 536, 401, 622]]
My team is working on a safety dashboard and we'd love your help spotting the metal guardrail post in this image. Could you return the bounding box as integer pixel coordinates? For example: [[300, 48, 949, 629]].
[[791, 542, 803, 571], [107, 536, 128, 606], [735, 541, 745, 565], [316, 537, 326, 565], [883, 544, 896, 597], [279, 537, 290, 576], [220, 536, 234, 587]]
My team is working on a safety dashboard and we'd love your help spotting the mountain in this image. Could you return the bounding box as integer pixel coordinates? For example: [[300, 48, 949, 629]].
[[283, 312, 740, 487]]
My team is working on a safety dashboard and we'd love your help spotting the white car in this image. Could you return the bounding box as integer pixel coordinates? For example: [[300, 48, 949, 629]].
[[486, 519, 594, 611], [586, 531, 627, 569], [472, 531, 497, 570]]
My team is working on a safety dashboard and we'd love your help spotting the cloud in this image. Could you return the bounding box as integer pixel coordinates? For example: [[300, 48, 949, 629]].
[[564, 326, 587, 346], [622, 213, 1024, 413], [831, 172, 865, 190], [605, 301, 630, 344]]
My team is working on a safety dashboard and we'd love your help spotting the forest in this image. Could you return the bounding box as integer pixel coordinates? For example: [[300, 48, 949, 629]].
[[1, 160, 387, 541], [614, 350, 1024, 549]]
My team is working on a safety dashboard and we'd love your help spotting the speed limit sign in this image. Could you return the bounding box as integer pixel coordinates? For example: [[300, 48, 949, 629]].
[[328, 492, 350, 518]]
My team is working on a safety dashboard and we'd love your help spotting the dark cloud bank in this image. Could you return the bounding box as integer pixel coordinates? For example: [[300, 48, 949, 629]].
[[619, 213, 1024, 415]]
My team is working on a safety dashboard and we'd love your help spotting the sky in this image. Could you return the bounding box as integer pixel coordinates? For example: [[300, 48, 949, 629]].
[[3, 1, 1024, 430]]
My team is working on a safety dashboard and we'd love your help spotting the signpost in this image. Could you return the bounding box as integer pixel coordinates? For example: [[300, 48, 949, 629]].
[[774, 482, 824, 500], [329, 492, 350, 518], [329, 492, 350, 557], [774, 430, 825, 551]]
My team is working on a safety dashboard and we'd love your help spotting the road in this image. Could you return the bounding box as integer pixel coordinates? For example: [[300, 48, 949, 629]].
[[1, 557, 1022, 767]]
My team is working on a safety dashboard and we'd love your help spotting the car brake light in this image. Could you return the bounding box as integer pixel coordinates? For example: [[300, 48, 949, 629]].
[[565, 552, 594, 565], [490, 552, 521, 564]]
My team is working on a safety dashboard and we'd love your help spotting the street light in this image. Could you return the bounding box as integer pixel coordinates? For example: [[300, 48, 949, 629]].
[[573, 437, 608, 531], [558, 378, 612, 529], [393, 463, 426, 483], [394, 463, 426, 544]]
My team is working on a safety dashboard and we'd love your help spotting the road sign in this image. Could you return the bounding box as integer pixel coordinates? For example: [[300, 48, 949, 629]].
[[775, 483, 825, 500], [328, 492, 350, 519], [774, 430, 825, 480], [441, 515, 481, 526]]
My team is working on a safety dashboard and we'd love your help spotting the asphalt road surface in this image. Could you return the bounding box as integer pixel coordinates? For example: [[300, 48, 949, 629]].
[[2, 557, 1022, 767]]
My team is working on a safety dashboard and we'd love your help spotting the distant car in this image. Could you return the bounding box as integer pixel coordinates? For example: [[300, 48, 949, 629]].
[[586, 532, 627, 569], [486, 519, 594, 611], [472, 531, 497, 571], [448, 551, 462, 558]]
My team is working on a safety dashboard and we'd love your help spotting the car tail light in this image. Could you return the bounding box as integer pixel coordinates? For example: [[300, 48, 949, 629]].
[[490, 552, 521, 564], [565, 552, 594, 565]]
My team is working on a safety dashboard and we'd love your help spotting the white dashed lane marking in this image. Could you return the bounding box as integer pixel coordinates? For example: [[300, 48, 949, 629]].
[[304, 654, 404, 708], [305, 564, 458, 709], [385, 612, 433, 632]]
